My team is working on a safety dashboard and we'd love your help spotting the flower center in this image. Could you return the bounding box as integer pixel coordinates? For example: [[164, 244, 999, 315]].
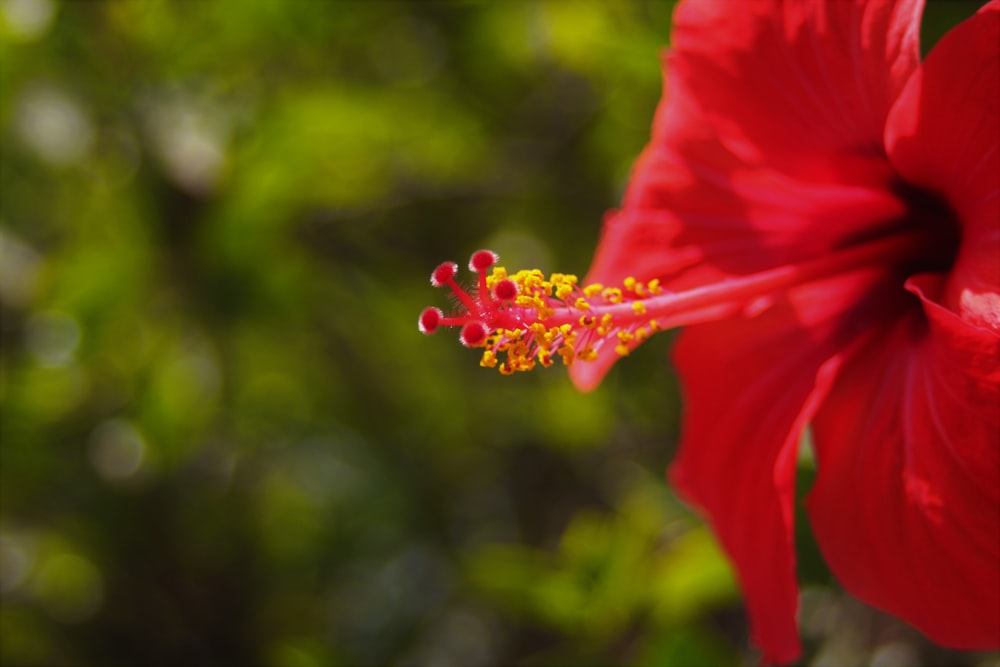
[[418, 231, 934, 375], [896, 183, 962, 273]]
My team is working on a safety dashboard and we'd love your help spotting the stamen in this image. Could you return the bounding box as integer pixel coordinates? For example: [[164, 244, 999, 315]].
[[418, 233, 928, 374]]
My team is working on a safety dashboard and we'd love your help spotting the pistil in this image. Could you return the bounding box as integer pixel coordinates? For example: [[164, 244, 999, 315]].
[[419, 231, 928, 375]]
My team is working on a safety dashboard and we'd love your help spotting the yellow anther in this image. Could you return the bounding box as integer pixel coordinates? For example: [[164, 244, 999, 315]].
[[623, 277, 637, 292], [615, 344, 630, 356], [583, 284, 604, 298], [602, 287, 623, 304], [574, 297, 591, 310], [480, 350, 498, 368], [579, 315, 597, 329], [558, 342, 575, 361], [648, 279, 662, 294], [617, 330, 634, 343], [515, 295, 536, 308], [632, 301, 647, 315], [577, 347, 598, 362], [596, 313, 615, 337]]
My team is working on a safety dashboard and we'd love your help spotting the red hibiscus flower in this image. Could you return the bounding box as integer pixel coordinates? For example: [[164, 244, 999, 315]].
[[419, 0, 999, 663]]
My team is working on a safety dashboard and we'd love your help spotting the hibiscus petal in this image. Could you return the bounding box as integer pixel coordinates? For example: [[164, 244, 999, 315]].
[[569, 207, 748, 392], [667, 269, 896, 664], [885, 0, 1000, 329], [670, 0, 923, 183], [807, 273, 1000, 650], [621, 142, 906, 273], [570, 68, 907, 390], [567, 210, 749, 392], [620, 61, 907, 269]]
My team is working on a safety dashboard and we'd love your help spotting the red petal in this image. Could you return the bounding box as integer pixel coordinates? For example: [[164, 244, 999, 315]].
[[807, 273, 1000, 649], [569, 208, 747, 392], [670, 0, 923, 183], [571, 0, 921, 391], [622, 51, 908, 269], [667, 269, 896, 664], [568, 210, 748, 391], [570, 70, 905, 391], [886, 1, 1000, 330]]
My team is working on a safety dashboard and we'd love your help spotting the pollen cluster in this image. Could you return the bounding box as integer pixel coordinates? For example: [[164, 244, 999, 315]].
[[418, 249, 665, 375]]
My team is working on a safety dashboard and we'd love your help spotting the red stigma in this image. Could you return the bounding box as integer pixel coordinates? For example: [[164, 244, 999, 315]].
[[469, 250, 498, 272], [417, 249, 511, 340], [419, 307, 442, 334], [493, 278, 518, 301], [431, 262, 458, 287], [460, 321, 488, 347]]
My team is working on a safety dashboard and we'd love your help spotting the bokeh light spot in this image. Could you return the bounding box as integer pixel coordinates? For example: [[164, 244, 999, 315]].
[[1, 0, 55, 41], [88, 419, 148, 483], [25, 311, 80, 368], [31, 552, 103, 624], [0, 534, 35, 594], [0, 227, 43, 307], [140, 91, 230, 194], [14, 84, 94, 167]]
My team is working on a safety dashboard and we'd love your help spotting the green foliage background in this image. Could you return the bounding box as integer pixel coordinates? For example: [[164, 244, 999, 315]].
[[0, 2, 993, 666]]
